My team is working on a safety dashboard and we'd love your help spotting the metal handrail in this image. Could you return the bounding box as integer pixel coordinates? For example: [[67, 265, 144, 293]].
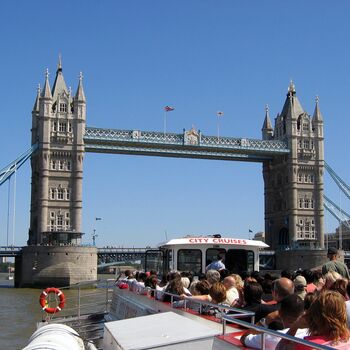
[[42, 279, 115, 321], [131, 286, 256, 323], [221, 315, 335, 350]]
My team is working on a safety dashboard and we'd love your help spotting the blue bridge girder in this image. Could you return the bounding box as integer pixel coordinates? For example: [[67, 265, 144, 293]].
[[84, 127, 290, 162], [0, 143, 38, 186]]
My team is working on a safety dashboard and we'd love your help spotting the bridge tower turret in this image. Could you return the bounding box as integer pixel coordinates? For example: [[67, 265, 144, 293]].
[[263, 82, 324, 260], [28, 58, 86, 246]]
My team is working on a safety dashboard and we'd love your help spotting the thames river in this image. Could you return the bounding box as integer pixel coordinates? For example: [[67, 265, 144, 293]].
[[0, 273, 113, 350]]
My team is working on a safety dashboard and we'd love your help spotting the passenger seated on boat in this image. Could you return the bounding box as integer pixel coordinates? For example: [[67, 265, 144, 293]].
[[253, 277, 294, 327], [134, 272, 148, 294], [206, 269, 221, 286], [293, 275, 307, 300], [222, 276, 239, 306], [313, 269, 325, 291], [144, 274, 159, 297], [181, 277, 190, 290], [125, 272, 137, 290], [261, 278, 274, 303], [238, 281, 263, 314], [230, 274, 245, 306], [189, 280, 210, 296], [283, 291, 350, 350], [240, 294, 307, 350], [163, 276, 191, 303], [181, 281, 227, 314]]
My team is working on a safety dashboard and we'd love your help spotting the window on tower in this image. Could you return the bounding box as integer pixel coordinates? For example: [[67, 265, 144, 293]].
[[59, 122, 67, 132], [57, 188, 64, 200], [59, 103, 67, 112]]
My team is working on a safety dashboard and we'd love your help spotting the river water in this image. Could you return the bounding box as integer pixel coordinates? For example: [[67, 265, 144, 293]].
[[0, 273, 114, 350]]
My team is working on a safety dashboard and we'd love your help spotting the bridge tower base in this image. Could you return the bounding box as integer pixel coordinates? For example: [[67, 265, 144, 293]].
[[15, 246, 97, 288], [275, 249, 328, 271]]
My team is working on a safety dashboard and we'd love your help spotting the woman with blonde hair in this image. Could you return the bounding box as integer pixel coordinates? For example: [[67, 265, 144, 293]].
[[323, 271, 342, 290], [295, 290, 350, 349]]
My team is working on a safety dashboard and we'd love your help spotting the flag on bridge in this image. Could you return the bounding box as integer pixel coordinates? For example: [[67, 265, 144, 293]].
[[164, 105, 175, 112]]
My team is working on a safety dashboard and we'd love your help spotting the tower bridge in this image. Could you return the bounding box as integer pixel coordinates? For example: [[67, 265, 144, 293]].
[[1, 59, 334, 286]]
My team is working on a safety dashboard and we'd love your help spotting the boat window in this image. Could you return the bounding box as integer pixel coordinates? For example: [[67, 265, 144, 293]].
[[145, 250, 164, 275], [225, 249, 255, 273], [166, 249, 173, 272], [177, 249, 202, 274], [206, 248, 226, 267]]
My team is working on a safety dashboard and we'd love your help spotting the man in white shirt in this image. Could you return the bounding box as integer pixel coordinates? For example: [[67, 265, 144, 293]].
[[222, 276, 239, 306], [240, 294, 308, 350]]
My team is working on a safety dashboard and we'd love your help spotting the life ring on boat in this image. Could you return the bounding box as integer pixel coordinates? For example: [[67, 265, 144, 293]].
[[39, 287, 65, 314]]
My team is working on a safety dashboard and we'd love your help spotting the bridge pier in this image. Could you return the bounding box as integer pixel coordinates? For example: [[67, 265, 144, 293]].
[[16, 246, 97, 287], [275, 249, 328, 271]]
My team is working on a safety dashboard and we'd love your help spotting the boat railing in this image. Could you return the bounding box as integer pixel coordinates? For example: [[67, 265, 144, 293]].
[[126, 287, 334, 349], [129, 286, 256, 324], [41, 278, 116, 322], [221, 315, 335, 350]]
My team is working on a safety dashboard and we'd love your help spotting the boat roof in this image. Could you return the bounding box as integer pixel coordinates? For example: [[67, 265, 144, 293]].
[[159, 236, 269, 248]]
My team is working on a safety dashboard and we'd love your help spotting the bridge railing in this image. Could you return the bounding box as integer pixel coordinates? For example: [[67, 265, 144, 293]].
[[84, 127, 289, 153]]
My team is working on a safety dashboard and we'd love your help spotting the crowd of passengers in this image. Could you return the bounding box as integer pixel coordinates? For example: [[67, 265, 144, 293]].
[[116, 248, 350, 349]]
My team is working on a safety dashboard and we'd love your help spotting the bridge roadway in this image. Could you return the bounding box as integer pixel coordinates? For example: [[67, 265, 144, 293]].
[[0, 246, 148, 265], [83, 127, 290, 162]]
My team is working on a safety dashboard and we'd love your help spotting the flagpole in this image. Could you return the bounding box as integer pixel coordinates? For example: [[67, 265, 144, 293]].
[[164, 111, 167, 135], [216, 111, 224, 142], [217, 115, 220, 141]]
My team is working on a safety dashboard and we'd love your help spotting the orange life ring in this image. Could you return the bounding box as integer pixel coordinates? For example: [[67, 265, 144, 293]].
[[39, 287, 65, 314]]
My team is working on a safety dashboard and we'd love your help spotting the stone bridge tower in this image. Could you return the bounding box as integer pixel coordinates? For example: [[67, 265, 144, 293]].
[[18, 59, 96, 287], [262, 82, 325, 269], [29, 59, 85, 245]]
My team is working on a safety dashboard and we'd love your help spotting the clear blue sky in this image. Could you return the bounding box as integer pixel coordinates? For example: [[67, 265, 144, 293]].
[[0, 1, 349, 247]]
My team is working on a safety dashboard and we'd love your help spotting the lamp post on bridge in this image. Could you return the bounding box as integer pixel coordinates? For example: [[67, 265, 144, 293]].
[[92, 229, 98, 246], [92, 217, 102, 246]]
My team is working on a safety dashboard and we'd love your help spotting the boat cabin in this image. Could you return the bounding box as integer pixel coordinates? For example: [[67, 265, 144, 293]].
[[145, 235, 269, 276]]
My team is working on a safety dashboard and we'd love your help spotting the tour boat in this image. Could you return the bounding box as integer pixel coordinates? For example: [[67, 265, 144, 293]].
[[23, 236, 330, 350]]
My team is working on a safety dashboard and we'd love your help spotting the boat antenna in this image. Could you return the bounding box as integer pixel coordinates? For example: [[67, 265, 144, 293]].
[[164, 229, 168, 241]]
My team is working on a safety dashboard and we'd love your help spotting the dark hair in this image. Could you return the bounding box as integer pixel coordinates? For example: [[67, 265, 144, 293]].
[[167, 271, 181, 282], [261, 279, 273, 294], [195, 280, 211, 295], [219, 269, 230, 280], [280, 294, 304, 320], [138, 272, 148, 282], [302, 269, 315, 284], [304, 291, 318, 310], [244, 281, 263, 305], [281, 269, 294, 280]]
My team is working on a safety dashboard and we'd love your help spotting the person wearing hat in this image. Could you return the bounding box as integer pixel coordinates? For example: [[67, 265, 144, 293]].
[[293, 275, 307, 300], [322, 247, 350, 279]]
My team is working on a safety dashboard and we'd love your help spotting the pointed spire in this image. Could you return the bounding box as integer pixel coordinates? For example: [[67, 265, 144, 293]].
[[262, 104, 273, 130], [33, 83, 41, 111], [288, 80, 296, 95], [313, 95, 323, 122], [57, 53, 62, 72], [280, 80, 304, 119], [52, 56, 68, 101], [41, 68, 52, 98], [75, 71, 86, 102]]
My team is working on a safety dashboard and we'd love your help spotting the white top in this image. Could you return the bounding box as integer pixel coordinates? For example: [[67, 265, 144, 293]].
[[160, 237, 269, 248], [103, 311, 220, 350]]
